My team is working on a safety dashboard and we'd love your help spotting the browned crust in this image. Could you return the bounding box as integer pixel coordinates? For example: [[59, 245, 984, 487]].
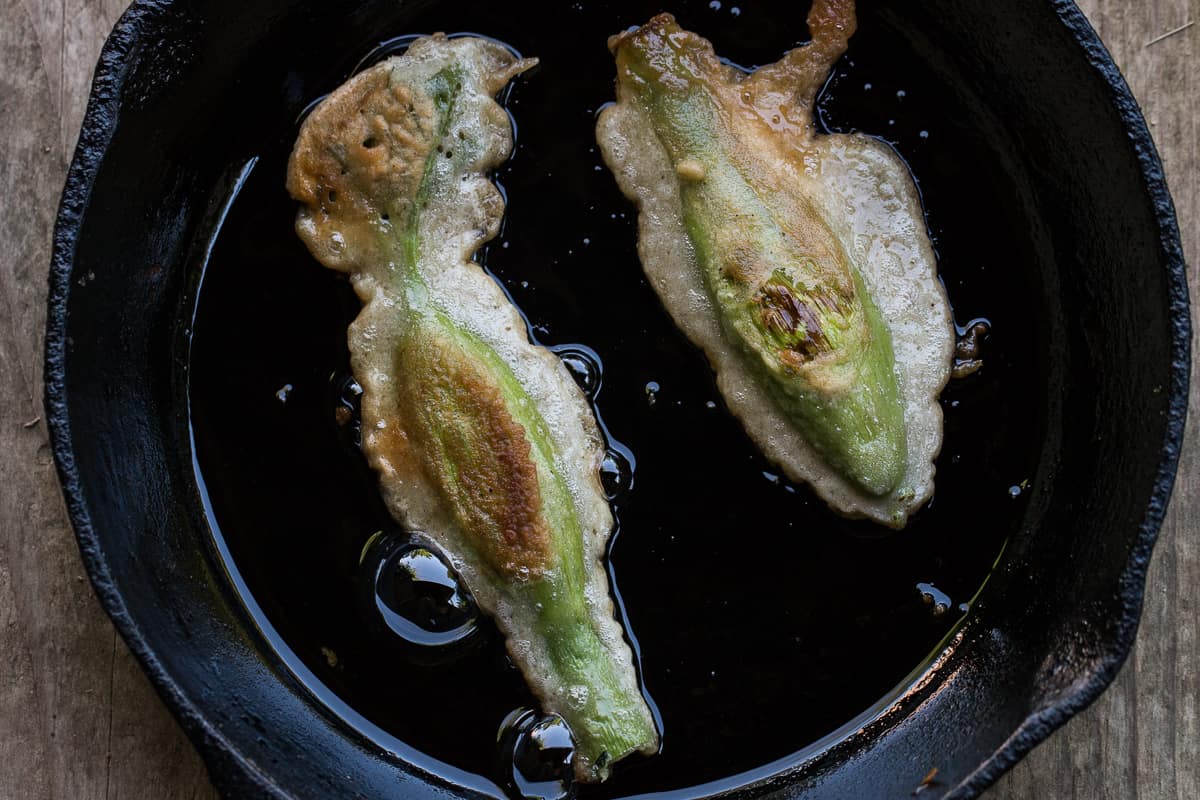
[[612, 3, 856, 139], [756, 282, 830, 360], [286, 62, 434, 271], [742, 0, 856, 115], [393, 333, 551, 578], [285, 36, 536, 274]]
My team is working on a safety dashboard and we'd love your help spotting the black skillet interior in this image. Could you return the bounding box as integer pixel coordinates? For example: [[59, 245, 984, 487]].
[[47, 0, 1188, 798]]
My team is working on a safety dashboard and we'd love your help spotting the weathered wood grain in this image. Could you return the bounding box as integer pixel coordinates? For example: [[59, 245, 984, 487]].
[[0, 0, 1192, 798]]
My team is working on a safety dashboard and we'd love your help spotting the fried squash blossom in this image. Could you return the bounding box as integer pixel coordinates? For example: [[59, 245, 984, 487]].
[[597, 1, 954, 527], [288, 35, 658, 780]]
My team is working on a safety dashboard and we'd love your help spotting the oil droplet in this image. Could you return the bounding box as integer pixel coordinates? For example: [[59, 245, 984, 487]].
[[330, 372, 363, 448], [362, 534, 480, 652], [600, 444, 635, 500], [916, 582, 952, 617], [644, 381, 660, 407], [551, 345, 602, 398], [497, 708, 576, 800]]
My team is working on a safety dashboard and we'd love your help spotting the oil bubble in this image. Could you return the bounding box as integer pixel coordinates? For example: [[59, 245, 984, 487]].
[[644, 381, 660, 407], [916, 582, 953, 617], [330, 372, 363, 448], [599, 444, 635, 500], [361, 533, 480, 651], [497, 708, 576, 800], [551, 345, 602, 398]]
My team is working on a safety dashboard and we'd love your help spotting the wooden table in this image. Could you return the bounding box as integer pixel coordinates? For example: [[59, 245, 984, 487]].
[[0, 1, 1194, 797]]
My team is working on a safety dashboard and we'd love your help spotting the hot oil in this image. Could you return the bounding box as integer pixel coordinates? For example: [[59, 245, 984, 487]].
[[187, 0, 1040, 797]]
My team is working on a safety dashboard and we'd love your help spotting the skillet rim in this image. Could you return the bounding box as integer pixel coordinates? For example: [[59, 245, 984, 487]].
[[942, 1, 1191, 795]]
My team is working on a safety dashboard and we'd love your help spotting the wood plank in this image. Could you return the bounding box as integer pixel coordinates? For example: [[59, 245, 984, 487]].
[[0, 0, 1191, 797], [0, 0, 113, 795]]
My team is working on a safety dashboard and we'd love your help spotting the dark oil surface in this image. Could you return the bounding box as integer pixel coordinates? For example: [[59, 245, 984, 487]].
[[187, 1, 1042, 796]]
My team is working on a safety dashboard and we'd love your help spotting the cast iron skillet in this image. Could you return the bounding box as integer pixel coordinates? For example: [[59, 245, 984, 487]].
[[46, 0, 1189, 798]]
